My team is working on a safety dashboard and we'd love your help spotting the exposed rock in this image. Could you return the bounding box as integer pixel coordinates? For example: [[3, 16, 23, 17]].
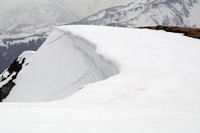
[[0, 56, 26, 101], [0, 81, 15, 102]]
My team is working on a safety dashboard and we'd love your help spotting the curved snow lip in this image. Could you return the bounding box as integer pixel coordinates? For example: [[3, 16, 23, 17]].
[[56, 28, 120, 99], [50, 28, 120, 102], [62, 28, 120, 73], [3, 27, 119, 102]]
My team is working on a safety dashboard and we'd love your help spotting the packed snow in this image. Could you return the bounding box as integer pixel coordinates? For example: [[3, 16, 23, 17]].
[[0, 25, 200, 133]]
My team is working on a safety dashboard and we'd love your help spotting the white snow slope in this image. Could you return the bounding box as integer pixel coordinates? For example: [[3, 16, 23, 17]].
[[0, 25, 200, 133], [3, 27, 118, 102]]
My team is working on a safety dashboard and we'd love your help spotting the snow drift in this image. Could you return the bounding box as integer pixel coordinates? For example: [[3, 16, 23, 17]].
[[0, 25, 200, 133], [2, 28, 118, 102]]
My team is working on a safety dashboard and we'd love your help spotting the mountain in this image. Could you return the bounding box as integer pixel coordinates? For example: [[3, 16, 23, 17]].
[[0, 24, 54, 73], [75, 0, 200, 27], [0, 37, 44, 74], [0, 0, 134, 32], [0, 25, 200, 132], [0, 0, 80, 73], [0, 0, 134, 73], [0, 1, 79, 32]]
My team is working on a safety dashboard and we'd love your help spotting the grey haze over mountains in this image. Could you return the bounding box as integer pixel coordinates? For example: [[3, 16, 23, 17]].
[[0, 0, 133, 32], [76, 0, 200, 27]]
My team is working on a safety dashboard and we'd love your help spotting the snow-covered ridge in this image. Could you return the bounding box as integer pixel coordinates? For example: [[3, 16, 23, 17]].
[[0, 25, 200, 132], [3, 27, 118, 102]]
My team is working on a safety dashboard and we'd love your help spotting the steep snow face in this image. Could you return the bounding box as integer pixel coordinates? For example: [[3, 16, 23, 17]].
[[4, 28, 118, 102], [0, 25, 200, 132], [76, 0, 200, 27]]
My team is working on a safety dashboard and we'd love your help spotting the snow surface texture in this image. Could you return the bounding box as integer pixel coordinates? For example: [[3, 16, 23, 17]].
[[1, 25, 200, 133], [77, 0, 200, 27]]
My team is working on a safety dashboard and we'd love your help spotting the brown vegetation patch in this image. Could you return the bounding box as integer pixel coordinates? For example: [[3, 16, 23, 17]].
[[139, 26, 200, 39]]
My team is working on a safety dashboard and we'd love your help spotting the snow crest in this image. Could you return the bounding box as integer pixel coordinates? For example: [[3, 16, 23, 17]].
[[4, 28, 118, 102]]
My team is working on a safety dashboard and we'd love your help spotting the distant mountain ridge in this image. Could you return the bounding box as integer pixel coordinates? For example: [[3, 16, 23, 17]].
[[0, 24, 52, 73], [75, 0, 200, 27], [0, 0, 134, 32], [0, 1, 79, 32]]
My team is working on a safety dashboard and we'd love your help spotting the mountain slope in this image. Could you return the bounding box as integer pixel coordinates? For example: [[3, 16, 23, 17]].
[[76, 0, 200, 27], [0, 1, 79, 31], [0, 51, 34, 101], [0, 24, 51, 73], [0, 25, 200, 132], [0, 0, 135, 31]]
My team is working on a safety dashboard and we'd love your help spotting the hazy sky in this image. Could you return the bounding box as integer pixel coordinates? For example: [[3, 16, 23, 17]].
[[0, 0, 134, 30], [0, 0, 133, 16]]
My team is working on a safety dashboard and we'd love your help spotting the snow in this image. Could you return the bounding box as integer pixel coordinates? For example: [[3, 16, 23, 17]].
[[0, 25, 200, 132], [0, 24, 53, 46], [4, 28, 118, 102], [189, 3, 200, 27], [0, 0, 135, 31], [79, 0, 200, 28], [88, 11, 106, 21], [17, 51, 35, 64], [0, 51, 34, 87], [0, 72, 16, 88]]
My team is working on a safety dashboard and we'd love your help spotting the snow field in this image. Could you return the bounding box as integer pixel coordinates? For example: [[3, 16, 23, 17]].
[[0, 25, 200, 133]]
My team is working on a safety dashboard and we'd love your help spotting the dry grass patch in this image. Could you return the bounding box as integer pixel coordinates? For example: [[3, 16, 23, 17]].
[[139, 26, 200, 39]]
